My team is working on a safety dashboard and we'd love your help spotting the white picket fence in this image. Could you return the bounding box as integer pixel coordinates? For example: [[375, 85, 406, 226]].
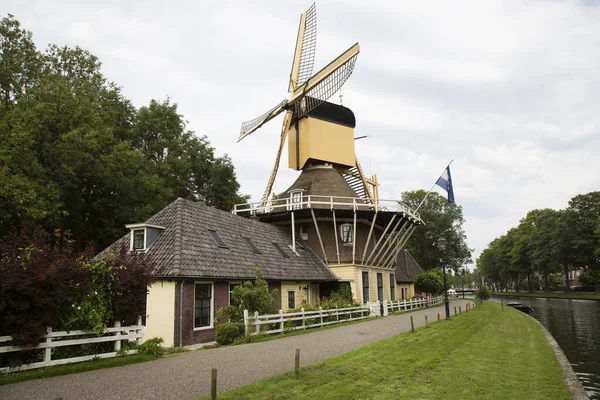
[[0, 317, 143, 373], [244, 296, 443, 337]]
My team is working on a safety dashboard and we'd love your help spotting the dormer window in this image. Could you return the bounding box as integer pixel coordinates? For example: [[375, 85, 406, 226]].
[[133, 229, 145, 250], [125, 223, 165, 251], [340, 223, 353, 245], [288, 190, 303, 210]]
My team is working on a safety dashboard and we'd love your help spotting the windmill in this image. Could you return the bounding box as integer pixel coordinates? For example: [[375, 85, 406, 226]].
[[238, 3, 379, 208]]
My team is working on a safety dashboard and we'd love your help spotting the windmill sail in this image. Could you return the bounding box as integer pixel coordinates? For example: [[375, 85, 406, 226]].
[[289, 3, 317, 92], [238, 99, 287, 142]]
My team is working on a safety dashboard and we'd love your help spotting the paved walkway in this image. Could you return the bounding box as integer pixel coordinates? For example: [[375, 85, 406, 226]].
[[0, 299, 474, 400]]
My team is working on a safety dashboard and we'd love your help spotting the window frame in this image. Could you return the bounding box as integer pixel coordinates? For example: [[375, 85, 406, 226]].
[[132, 229, 145, 251], [229, 282, 241, 306], [390, 274, 396, 301], [377, 273, 384, 302], [288, 190, 303, 210], [340, 223, 353, 246], [288, 291, 296, 309], [362, 271, 369, 303], [194, 282, 214, 330]]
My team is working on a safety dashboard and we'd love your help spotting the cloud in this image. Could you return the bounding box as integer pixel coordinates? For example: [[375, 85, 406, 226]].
[[6, 0, 600, 264]]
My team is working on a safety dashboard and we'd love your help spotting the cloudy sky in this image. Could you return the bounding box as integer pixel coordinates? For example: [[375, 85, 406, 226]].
[[6, 0, 600, 265]]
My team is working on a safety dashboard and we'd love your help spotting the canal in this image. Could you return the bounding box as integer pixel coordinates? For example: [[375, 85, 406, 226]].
[[492, 295, 600, 399]]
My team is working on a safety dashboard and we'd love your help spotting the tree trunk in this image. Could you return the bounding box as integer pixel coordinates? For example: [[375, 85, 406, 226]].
[[527, 273, 533, 292], [563, 264, 571, 292]]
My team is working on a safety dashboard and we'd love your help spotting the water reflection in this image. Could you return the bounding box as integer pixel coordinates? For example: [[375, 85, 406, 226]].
[[493, 296, 600, 399]]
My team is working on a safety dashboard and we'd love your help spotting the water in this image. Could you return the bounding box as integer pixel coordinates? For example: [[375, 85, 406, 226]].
[[493, 296, 600, 399]]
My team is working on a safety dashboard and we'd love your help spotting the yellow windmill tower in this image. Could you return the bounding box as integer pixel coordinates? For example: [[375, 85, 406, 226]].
[[238, 4, 378, 208]]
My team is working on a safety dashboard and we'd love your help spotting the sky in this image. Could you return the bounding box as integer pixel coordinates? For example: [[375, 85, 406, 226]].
[[6, 0, 600, 266]]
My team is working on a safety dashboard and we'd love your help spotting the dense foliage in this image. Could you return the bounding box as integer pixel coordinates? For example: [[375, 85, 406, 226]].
[[414, 269, 444, 295], [401, 190, 472, 271], [477, 191, 600, 292], [0, 15, 247, 250], [0, 229, 159, 348], [217, 271, 279, 323]]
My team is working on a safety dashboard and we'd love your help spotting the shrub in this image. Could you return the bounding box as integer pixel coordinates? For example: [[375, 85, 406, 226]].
[[215, 322, 245, 345], [414, 270, 444, 295], [217, 270, 278, 322], [138, 337, 164, 357], [477, 285, 491, 300]]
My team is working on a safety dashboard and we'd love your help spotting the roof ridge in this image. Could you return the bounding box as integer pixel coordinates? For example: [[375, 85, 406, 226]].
[[171, 198, 184, 275]]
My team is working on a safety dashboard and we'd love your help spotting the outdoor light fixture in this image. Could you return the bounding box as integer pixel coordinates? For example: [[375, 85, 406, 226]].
[[437, 237, 450, 320]]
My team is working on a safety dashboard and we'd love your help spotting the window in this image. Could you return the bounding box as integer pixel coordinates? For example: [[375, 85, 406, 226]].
[[401, 287, 405, 300], [272, 243, 290, 258], [390, 274, 396, 301], [288, 190, 303, 210], [288, 291, 295, 309], [194, 283, 212, 329], [377, 273, 384, 302], [362, 271, 369, 303], [208, 230, 228, 248], [243, 237, 261, 254], [133, 229, 145, 250], [299, 225, 308, 240], [229, 283, 241, 306], [340, 224, 353, 245]]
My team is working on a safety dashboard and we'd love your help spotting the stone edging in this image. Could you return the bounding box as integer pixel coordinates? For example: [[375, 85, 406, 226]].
[[525, 313, 589, 399]]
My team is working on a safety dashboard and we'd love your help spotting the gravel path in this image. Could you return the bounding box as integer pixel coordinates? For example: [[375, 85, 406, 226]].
[[0, 299, 474, 400]]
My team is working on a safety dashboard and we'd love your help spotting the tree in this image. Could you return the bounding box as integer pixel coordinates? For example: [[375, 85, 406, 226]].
[[567, 192, 600, 292], [414, 269, 444, 295], [401, 190, 472, 271], [216, 271, 279, 322]]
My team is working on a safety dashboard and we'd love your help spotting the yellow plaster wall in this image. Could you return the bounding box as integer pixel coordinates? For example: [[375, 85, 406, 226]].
[[145, 280, 175, 347], [329, 265, 360, 303], [281, 281, 316, 311]]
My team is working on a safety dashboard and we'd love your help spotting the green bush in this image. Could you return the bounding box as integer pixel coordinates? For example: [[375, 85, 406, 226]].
[[477, 286, 491, 300], [138, 337, 164, 357], [414, 270, 444, 295], [215, 322, 245, 345]]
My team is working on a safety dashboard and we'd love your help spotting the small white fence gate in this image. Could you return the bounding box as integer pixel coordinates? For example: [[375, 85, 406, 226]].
[[0, 318, 144, 373]]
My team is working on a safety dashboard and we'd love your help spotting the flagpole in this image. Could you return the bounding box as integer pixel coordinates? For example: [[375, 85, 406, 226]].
[[415, 159, 454, 212]]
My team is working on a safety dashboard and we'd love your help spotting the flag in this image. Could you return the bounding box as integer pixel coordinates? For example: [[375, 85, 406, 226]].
[[436, 165, 455, 204]]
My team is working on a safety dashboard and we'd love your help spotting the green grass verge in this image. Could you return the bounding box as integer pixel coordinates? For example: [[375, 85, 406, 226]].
[[494, 291, 600, 300], [0, 348, 185, 386], [208, 302, 571, 400]]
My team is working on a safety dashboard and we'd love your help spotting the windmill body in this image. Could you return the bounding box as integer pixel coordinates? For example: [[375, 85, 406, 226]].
[[235, 4, 424, 305]]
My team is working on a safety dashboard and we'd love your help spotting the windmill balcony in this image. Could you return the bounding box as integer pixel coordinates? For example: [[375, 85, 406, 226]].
[[232, 195, 421, 222]]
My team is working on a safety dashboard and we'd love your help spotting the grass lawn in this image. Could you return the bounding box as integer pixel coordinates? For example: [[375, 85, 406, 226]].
[[493, 291, 600, 300], [209, 302, 571, 400]]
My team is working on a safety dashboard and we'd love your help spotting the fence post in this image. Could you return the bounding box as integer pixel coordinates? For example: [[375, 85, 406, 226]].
[[44, 326, 52, 366], [501, 300, 504, 311], [244, 309, 249, 336], [137, 316, 143, 346], [437, 313, 440, 322], [336, 306, 339, 324], [410, 316, 414, 332], [279, 309, 284, 332], [319, 307, 323, 326], [211, 368, 217, 400], [459, 306, 462, 314], [301, 308, 306, 329], [425, 315, 428, 327], [295, 349, 300, 378], [383, 301, 388, 317], [454, 306, 457, 316], [254, 311, 260, 335], [114, 320, 121, 352]]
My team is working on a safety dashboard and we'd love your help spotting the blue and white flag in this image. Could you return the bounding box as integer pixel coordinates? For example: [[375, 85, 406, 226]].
[[435, 165, 455, 204]]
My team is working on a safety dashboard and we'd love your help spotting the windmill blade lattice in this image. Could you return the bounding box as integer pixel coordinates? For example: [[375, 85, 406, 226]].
[[238, 99, 287, 142], [295, 52, 358, 119], [295, 3, 317, 88]]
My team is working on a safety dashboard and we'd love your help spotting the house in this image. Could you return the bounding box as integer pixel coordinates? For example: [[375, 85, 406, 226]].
[[395, 249, 426, 299], [101, 198, 338, 347]]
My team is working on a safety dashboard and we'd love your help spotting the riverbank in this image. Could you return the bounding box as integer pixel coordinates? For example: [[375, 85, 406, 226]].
[[494, 291, 600, 300], [209, 302, 572, 400]]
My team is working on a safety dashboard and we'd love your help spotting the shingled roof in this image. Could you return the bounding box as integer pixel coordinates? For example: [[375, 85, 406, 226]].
[[395, 249, 425, 283], [99, 198, 338, 282]]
